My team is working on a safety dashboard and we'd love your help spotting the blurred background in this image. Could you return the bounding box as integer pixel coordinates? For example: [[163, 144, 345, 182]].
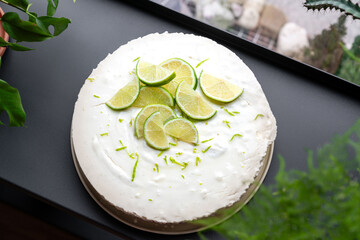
[[151, 0, 360, 86]]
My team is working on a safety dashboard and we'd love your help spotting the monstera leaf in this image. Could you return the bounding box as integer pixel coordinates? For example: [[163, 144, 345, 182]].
[[0, 80, 26, 127], [0, 0, 72, 127]]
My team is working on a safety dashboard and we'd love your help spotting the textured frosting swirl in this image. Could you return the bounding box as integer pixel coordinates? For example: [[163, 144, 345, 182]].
[[72, 32, 277, 223]]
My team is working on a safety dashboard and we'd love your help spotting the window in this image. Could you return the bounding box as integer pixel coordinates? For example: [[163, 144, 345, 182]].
[[151, 0, 360, 86]]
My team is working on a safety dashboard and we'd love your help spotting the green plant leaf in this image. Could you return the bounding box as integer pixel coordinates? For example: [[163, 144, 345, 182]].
[[0, 79, 26, 126], [27, 11, 38, 23], [304, 0, 360, 20], [339, 42, 360, 63], [205, 119, 360, 239], [1, 12, 53, 42], [47, 0, 59, 17], [0, 37, 33, 51], [37, 16, 71, 36], [2, 0, 30, 12]]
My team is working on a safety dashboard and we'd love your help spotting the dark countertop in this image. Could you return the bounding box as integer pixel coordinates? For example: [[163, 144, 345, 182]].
[[0, 0, 359, 239]]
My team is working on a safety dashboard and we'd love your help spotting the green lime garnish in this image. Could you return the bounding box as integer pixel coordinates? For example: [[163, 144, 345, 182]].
[[144, 111, 170, 150], [136, 60, 176, 86], [132, 86, 174, 108], [135, 104, 176, 138], [200, 73, 244, 103], [105, 77, 140, 110], [175, 81, 216, 120], [164, 117, 199, 144], [160, 58, 197, 96]]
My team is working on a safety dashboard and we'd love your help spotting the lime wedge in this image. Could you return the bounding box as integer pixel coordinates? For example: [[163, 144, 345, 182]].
[[175, 81, 216, 120], [144, 111, 170, 150], [132, 86, 174, 108], [136, 60, 176, 86], [160, 58, 197, 96], [135, 104, 176, 138], [105, 77, 140, 110], [200, 73, 244, 102], [164, 118, 199, 144]]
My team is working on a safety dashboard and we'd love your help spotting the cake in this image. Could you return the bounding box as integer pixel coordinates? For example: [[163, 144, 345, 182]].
[[71, 32, 277, 233]]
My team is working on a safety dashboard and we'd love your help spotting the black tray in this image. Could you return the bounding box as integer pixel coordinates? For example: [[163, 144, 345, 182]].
[[0, 0, 359, 239]]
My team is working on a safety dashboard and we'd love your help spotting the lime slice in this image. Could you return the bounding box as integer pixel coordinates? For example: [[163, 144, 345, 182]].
[[135, 104, 176, 138], [144, 111, 169, 150], [136, 60, 176, 86], [199, 73, 244, 102], [164, 118, 199, 144], [132, 86, 174, 108], [175, 81, 216, 120], [105, 77, 140, 110], [160, 58, 197, 96]]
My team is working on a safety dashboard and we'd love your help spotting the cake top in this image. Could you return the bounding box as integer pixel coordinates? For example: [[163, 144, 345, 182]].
[[72, 32, 276, 223]]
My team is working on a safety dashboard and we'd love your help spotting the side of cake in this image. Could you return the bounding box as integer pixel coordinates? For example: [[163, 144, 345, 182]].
[[72, 32, 277, 224]]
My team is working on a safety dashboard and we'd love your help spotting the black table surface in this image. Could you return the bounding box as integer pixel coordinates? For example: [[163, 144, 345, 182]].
[[0, 0, 359, 239]]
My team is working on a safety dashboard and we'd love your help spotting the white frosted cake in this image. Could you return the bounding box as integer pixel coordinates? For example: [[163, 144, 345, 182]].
[[72, 32, 276, 229]]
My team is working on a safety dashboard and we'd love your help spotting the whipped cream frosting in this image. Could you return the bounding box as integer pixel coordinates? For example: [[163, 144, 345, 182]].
[[72, 32, 277, 223]]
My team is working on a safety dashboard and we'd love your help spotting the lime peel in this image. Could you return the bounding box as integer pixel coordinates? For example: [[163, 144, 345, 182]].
[[196, 58, 209, 68], [132, 86, 174, 108], [144, 111, 170, 150], [255, 114, 264, 120], [135, 104, 176, 138], [131, 153, 139, 182], [160, 58, 197, 96], [200, 73, 244, 103], [202, 145, 211, 153], [164, 117, 199, 144], [230, 134, 243, 142], [136, 60, 176, 86], [175, 81, 216, 121], [106, 77, 140, 110], [116, 146, 127, 151]]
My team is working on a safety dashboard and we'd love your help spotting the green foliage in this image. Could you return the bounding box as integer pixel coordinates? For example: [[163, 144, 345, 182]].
[[36, 16, 71, 36], [0, 79, 26, 126], [340, 42, 360, 64], [336, 36, 360, 85], [4, 0, 30, 12], [337, 58, 360, 85], [0, 0, 72, 126], [206, 119, 360, 240], [0, 0, 71, 43], [303, 16, 346, 74], [2, 12, 53, 42], [0, 36, 32, 51], [304, 0, 360, 20], [350, 35, 360, 56], [47, 0, 59, 17]]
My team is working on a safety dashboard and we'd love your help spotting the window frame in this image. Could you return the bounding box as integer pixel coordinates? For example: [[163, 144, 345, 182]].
[[123, 0, 360, 98]]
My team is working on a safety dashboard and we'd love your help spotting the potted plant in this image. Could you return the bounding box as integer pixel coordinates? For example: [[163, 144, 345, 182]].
[[0, 0, 73, 127]]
